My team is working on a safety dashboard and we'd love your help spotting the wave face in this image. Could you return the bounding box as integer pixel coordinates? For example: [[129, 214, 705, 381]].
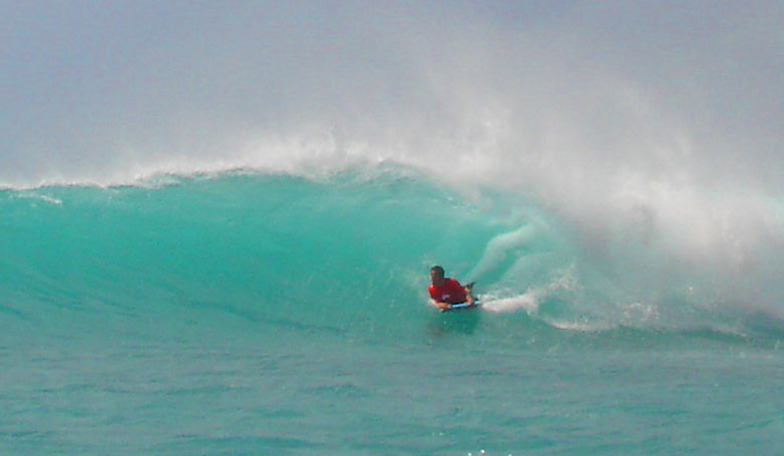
[[2, 168, 782, 349]]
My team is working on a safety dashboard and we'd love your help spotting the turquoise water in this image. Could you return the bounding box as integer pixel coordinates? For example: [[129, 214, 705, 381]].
[[2, 169, 784, 455]]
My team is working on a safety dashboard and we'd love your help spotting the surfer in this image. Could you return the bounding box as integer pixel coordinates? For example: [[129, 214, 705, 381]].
[[428, 265, 475, 310]]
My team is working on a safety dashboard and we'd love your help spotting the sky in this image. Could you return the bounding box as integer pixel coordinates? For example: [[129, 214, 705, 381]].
[[2, 0, 782, 188]]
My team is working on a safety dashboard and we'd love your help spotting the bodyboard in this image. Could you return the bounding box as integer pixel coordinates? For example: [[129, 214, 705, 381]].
[[441, 299, 481, 313]]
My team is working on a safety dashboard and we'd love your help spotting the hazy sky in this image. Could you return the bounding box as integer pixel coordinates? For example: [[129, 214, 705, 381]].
[[2, 0, 783, 190]]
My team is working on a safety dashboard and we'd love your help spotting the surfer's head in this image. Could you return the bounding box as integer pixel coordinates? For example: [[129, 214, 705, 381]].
[[430, 265, 445, 286]]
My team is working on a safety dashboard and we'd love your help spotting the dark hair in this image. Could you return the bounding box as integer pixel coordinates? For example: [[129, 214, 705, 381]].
[[430, 265, 445, 277]]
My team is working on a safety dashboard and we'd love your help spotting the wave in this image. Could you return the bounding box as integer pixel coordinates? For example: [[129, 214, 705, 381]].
[[2, 167, 783, 351], [4, 4, 784, 342]]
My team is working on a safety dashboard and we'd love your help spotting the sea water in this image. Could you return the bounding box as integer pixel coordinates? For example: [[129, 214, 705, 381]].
[[2, 168, 783, 455]]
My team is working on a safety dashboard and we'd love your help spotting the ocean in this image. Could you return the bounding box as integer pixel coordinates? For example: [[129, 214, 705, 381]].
[[4, 1, 784, 454], [2, 167, 783, 455]]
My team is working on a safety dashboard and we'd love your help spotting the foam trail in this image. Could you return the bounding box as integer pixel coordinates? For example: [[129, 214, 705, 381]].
[[482, 292, 540, 314]]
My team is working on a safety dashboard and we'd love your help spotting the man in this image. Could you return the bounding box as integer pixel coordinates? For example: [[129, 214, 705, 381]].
[[428, 265, 475, 310]]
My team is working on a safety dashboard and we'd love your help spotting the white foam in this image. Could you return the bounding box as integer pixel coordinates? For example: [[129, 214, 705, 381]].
[[481, 292, 540, 314], [12, 193, 63, 206]]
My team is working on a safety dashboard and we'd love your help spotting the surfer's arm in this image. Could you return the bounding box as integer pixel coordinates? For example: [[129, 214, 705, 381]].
[[464, 283, 475, 305]]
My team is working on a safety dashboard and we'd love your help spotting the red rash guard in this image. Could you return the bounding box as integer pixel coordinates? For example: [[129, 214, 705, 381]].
[[429, 278, 467, 304]]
